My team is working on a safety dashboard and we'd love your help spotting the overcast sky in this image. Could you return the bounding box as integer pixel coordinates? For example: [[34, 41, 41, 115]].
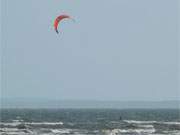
[[1, 0, 179, 101]]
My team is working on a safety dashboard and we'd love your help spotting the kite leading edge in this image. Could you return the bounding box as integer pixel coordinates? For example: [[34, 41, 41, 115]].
[[54, 14, 73, 34]]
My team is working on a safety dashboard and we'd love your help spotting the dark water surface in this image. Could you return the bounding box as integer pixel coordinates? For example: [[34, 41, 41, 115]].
[[0, 109, 180, 135]]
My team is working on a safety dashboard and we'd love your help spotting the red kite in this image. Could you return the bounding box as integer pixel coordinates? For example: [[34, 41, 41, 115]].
[[54, 14, 72, 34]]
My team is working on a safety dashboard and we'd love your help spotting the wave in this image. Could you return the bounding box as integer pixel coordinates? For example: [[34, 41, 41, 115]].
[[161, 122, 180, 125], [1, 127, 180, 135], [0, 121, 64, 130], [1, 120, 180, 135], [51, 129, 71, 134], [27, 122, 63, 125], [0, 128, 34, 134], [103, 128, 156, 134], [123, 120, 180, 125], [124, 120, 157, 124], [0, 121, 63, 126], [123, 120, 180, 133]]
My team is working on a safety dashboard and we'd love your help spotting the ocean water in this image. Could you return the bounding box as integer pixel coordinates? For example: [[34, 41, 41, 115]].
[[0, 109, 180, 135]]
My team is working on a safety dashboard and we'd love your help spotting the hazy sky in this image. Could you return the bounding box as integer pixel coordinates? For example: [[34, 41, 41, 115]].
[[1, 0, 179, 101]]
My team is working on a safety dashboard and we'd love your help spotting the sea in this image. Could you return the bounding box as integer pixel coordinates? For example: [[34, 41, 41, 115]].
[[0, 109, 180, 135]]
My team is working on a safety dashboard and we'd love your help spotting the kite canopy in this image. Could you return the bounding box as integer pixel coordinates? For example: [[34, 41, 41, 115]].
[[54, 14, 71, 34]]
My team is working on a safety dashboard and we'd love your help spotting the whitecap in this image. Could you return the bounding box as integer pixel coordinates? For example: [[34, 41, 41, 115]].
[[51, 129, 71, 134], [123, 120, 157, 124]]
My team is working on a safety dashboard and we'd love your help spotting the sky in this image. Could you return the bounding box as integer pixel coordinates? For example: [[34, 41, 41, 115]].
[[1, 0, 179, 101]]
